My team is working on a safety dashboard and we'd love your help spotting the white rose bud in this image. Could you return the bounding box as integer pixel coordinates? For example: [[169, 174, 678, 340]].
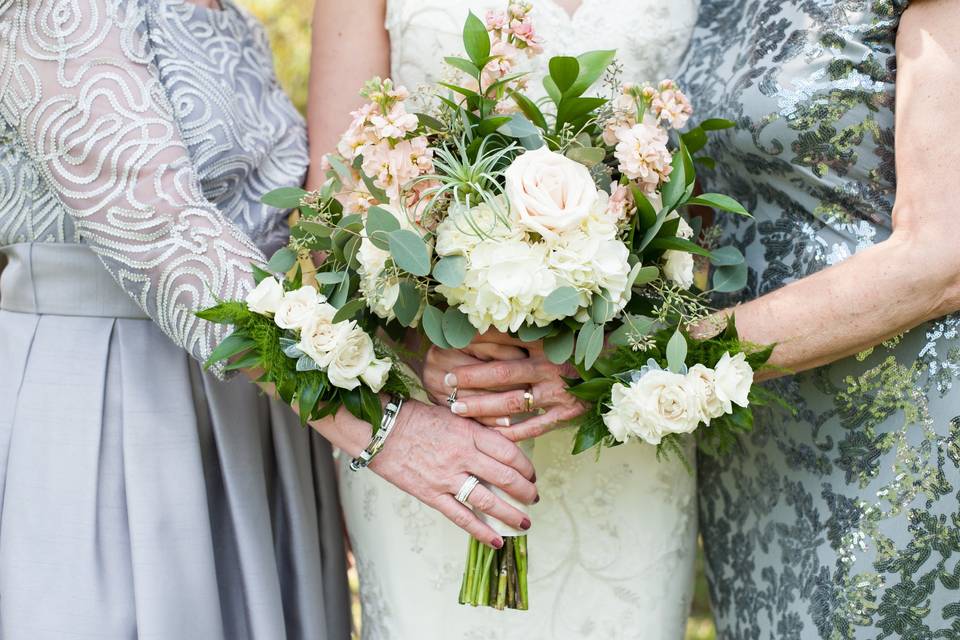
[[713, 352, 754, 413], [361, 357, 393, 393], [686, 364, 726, 424], [274, 285, 324, 330], [663, 250, 695, 289], [326, 326, 377, 391], [603, 369, 703, 446], [245, 277, 284, 315], [297, 305, 348, 366], [505, 146, 600, 241]]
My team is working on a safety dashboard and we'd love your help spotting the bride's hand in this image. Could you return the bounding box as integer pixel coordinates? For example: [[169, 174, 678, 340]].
[[426, 332, 589, 442], [347, 400, 538, 548]]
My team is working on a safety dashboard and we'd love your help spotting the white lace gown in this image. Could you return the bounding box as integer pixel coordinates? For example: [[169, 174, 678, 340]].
[[339, 2, 701, 638]]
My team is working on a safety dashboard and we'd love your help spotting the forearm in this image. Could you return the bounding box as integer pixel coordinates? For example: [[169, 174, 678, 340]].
[[704, 227, 958, 379]]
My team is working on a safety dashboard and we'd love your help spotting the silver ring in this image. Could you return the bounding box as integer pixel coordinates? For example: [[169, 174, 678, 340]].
[[455, 475, 480, 504], [447, 387, 458, 407]]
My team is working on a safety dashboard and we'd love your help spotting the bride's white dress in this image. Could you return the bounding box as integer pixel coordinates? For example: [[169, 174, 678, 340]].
[[339, 1, 701, 638]]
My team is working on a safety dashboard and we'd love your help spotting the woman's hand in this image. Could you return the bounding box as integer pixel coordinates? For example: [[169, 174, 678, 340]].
[[335, 400, 538, 549], [424, 331, 589, 442]]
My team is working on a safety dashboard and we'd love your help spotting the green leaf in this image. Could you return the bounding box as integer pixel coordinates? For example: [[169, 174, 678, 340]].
[[694, 156, 717, 170], [680, 126, 708, 155], [631, 185, 658, 230], [433, 255, 467, 288], [297, 377, 323, 425], [700, 118, 735, 131], [444, 56, 480, 78], [497, 113, 543, 149], [266, 247, 297, 273], [314, 271, 347, 285], [589, 293, 614, 324], [477, 115, 514, 137], [360, 386, 383, 430], [607, 314, 656, 347], [344, 235, 361, 271], [261, 187, 307, 209], [543, 330, 575, 365], [251, 264, 271, 285], [342, 388, 365, 422], [223, 352, 262, 371], [666, 329, 687, 373], [392, 279, 421, 327], [421, 305, 451, 348], [567, 378, 614, 401], [631, 265, 660, 287], [388, 229, 431, 276], [462, 12, 490, 67], [517, 323, 553, 342], [648, 236, 712, 257], [572, 417, 609, 455], [296, 220, 332, 237], [574, 322, 604, 369], [710, 245, 745, 267], [205, 333, 255, 368], [566, 146, 606, 167], [416, 112, 445, 131], [326, 155, 353, 184], [330, 271, 351, 307], [687, 193, 751, 216], [332, 298, 365, 323], [660, 151, 687, 212], [556, 97, 607, 130], [567, 50, 616, 98], [357, 165, 389, 204], [713, 262, 748, 293], [442, 306, 478, 349], [509, 91, 548, 131], [366, 205, 401, 250], [548, 56, 580, 93], [542, 286, 581, 318], [542, 76, 561, 104]]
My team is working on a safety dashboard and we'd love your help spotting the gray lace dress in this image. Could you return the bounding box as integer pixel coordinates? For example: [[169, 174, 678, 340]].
[[678, 1, 960, 638], [0, 0, 350, 637]]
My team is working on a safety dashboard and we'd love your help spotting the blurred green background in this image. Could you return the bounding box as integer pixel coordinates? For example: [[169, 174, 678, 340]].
[[236, 1, 717, 637]]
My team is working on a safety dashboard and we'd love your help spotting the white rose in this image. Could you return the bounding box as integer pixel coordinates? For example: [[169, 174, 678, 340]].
[[245, 277, 284, 315], [667, 211, 695, 239], [326, 326, 377, 391], [686, 364, 726, 424], [713, 352, 754, 413], [274, 285, 323, 330], [361, 357, 393, 393], [505, 146, 600, 240], [663, 250, 695, 289], [297, 305, 348, 365], [603, 369, 702, 445]]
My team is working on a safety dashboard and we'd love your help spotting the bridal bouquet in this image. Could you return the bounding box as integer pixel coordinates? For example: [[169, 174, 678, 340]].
[[251, 0, 773, 611]]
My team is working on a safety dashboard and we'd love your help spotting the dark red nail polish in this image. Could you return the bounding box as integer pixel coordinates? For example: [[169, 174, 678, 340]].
[[493, 538, 504, 549], [520, 518, 531, 531], [531, 472, 537, 483]]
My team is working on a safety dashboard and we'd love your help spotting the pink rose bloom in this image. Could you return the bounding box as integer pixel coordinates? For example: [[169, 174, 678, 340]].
[[607, 183, 635, 221], [369, 103, 419, 141], [652, 80, 693, 130], [614, 117, 673, 194], [510, 20, 543, 56]]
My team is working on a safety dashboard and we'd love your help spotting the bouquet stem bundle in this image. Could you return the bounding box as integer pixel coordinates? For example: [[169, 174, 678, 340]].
[[459, 535, 528, 610]]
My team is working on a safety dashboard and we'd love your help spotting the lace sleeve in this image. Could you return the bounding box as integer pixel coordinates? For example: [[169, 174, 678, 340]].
[[0, 0, 265, 374]]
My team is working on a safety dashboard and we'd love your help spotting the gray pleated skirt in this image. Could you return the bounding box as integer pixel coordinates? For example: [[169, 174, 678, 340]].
[[0, 243, 351, 639]]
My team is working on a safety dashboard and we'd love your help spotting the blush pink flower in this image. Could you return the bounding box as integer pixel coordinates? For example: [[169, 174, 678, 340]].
[[607, 183, 635, 221], [369, 103, 419, 141], [652, 80, 693, 130], [337, 103, 378, 160], [614, 116, 673, 194], [510, 20, 543, 56], [602, 92, 639, 146], [485, 9, 508, 32], [361, 136, 434, 201], [479, 40, 520, 88]]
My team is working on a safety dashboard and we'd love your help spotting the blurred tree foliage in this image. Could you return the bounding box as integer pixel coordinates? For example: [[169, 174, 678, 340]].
[[237, 0, 313, 113]]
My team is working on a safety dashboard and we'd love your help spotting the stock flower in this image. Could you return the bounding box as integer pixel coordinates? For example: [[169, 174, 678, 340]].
[[713, 352, 754, 412], [662, 249, 695, 289], [485, 9, 508, 32], [510, 20, 543, 55], [274, 285, 324, 330], [505, 147, 600, 240], [369, 103, 419, 140], [603, 369, 703, 445], [606, 183, 634, 221], [245, 277, 284, 315], [686, 364, 727, 424], [602, 91, 639, 146], [651, 80, 693, 130], [326, 326, 378, 390], [613, 116, 673, 193], [297, 306, 351, 366]]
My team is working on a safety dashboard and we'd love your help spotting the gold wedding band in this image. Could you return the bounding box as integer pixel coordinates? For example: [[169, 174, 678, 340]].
[[523, 389, 535, 413]]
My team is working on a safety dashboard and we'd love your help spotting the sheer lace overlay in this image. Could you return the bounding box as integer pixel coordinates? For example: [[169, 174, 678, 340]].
[[0, 0, 307, 370]]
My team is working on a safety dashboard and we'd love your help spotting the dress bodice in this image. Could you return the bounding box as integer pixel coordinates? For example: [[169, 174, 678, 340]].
[[386, 0, 700, 97], [678, 1, 909, 298], [0, 0, 307, 369]]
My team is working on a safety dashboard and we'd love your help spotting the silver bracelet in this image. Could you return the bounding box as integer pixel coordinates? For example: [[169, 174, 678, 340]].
[[349, 395, 404, 471]]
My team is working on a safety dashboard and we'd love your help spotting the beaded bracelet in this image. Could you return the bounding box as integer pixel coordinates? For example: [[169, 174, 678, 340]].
[[349, 395, 404, 471]]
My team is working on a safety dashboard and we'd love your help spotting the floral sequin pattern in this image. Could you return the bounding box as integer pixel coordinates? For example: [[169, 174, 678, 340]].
[[680, 1, 960, 638]]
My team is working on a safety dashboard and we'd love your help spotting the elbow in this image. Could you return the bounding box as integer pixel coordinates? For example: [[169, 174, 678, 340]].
[[886, 220, 960, 322]]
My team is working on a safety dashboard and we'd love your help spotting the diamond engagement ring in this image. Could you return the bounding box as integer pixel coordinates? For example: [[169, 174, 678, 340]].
[[447, 387, 458, 407], [455, 475, 480, 504]]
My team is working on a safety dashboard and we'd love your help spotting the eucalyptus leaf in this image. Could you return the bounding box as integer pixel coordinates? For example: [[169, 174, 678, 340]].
[[296, 220, 332, 237], [497, 113, 543, 149], [607, 315, 656, 347], [314, 271, 347, 285], [332, 298, 365, 323], [574, 322, 604, 370], [421, 305, 451, 349], [517, 323, 554, 342], [712, 262, 748, 293], [542, 286, 581, 318], [566, 146, 606, 167], [392, 280, 421, 327], [666, 329, 688, 373], [366, 205, 401, 250], [388, 229, 431, 276], [266, 247, 297, 274], [589, 293, 614, 324], [432, 255, 467, 288], [442, 307, 478, 349], [710, 245, 745, 267], [261, 187, 307, 209], [543, 330, 575, 365], [326, 155, 352, 184], [296, 354, 321, 372], [631, 265, 660, 287]]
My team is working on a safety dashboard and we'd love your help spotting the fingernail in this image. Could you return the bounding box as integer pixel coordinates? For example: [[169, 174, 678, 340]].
[[451, 402, 466, 415], [531, 472, 537, 483], [497, 417, 511, 427], [520, 518, 531, 531], [444, 373, 458, 388], [493, 538, 504, 549], [534, 494, 540, 504]]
